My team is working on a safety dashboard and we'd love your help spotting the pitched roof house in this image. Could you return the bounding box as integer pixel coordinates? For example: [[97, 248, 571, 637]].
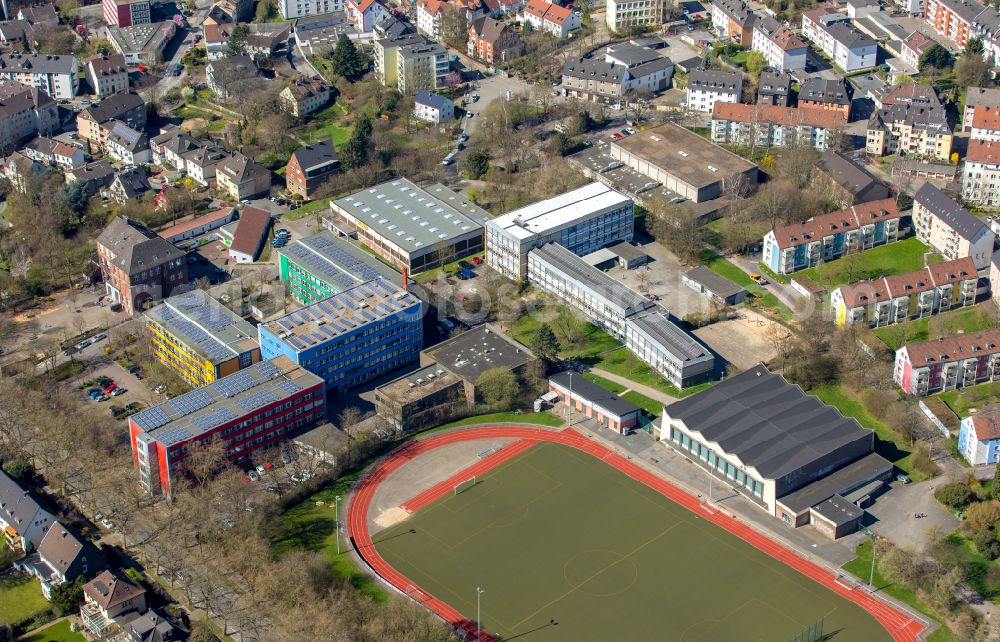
[[96, 215, 188, 314], [229, 205, 272, 263], [285, 139, 339, 198], [20, 522, 104, 598], [0, 470, 54, 552]]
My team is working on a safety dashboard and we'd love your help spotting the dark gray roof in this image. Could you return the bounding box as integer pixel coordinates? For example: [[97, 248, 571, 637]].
[[0, 52, 75, 74], [871, 102, 949, 136], [37, 522, 92, 576], [530, 243, 654, 317], [82, 92, 144, 124], [683, 265, 746, 299], [608, 241, 648, 262], [97, 215, 185, 275], [0, 470, 46, 537], [827, 21, 875, 49], [629, 56, 674, 79], [689, 69, 740, 92], [114, 169, 151, 199], [810, 494, 863, 525], [758, 71, 791, 97], [290, 139, 339, 173], [627, 308, 713, 363], [415, 91, 453, 112], [799, 77, 851, 105], [675, 56, 703, 72], [427, 325, 535, 384], [776, 451, 892, 513], [665, 365, 874, 480], [604, 43, 660, 67], [814, 150, 888, 200], [550, 371, 641, 418], [915, 182, 988, 242], [563, 56, 626, 83]]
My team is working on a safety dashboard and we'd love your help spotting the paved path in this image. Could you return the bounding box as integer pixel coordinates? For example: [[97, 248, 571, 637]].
[[587, 367, 678, 406], [701, 241, 802, 317]]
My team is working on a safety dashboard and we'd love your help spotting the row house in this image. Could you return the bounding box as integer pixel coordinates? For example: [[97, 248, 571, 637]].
[[711, 103, 845, 150], [468, 16, 521, 65], [913, 182, 994, 269], [801, 9, 877, 71], [711, 0, 756, 46], [866, 101, 953, 161], [965, 87, 1000, 132], [150, 126, 227, 185], [798, 77, 852, 119], [894, 328, 1000, 396], [758, 71, 792, 106], [751, 16, 807, 72], [762, 199, 903, 275], [522, 0, 579, 38], [84, 54, 129, 99], [962, 139, 1000, 207], [830, 257, 978, 327], [22, 136, 85, 169], [686, 69, 741, 113]]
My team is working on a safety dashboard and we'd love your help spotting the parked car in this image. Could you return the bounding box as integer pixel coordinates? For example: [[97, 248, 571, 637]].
[[255, 464, 266, 474], [896, 474, 911, 484], [275, 229, 290, 238], [125, 402, 142, 411], [611, 132, 623, 140], [112, 388, 127, 396], [88, 389, 102, 399], [127, 365, 142, 377], [248, 470, 260, 482], [459, 260, 474, 270], [95, 394, 110, 402], [471, 256, 483, 265]]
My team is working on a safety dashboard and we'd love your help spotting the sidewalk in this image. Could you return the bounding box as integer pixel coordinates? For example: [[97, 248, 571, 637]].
[[587, 367, 678, 406]]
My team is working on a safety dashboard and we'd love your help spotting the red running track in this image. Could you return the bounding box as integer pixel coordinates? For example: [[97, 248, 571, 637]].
[[346, 427, 926, 642]]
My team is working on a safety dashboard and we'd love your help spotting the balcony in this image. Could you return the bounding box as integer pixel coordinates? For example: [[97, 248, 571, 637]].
[[81, 602, 110, 635]]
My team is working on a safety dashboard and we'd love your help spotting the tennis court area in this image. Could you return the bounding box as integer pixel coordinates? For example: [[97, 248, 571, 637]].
[[374, 442, 894, 642]]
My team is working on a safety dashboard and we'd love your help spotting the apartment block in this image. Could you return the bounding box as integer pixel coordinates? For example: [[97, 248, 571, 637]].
[[711, 0, 756, 46], [913, 182, 993, 269], [802, 9, 876, 71], [605, 0, 667, 33], [752, 16, 807, 72], [963, 86, 1000, 132], [258, 278, 424, 392], [762, 199, 902, 275], [145, 289, 261, 387], [866, 101, 953, 161], [958, 411, 1000, 465], [711, 103, 845, 150], [831, 257, 978, 327], [485, 182, 633, 281], [685, 69, 741, 113], [84, 54, 129, 98], [129, 357, 326, 496], [103, 0, 150, 26], [0, 80, 58, 151], [0, 52, 78, 100], [962, 139, 1000, 208], [798, 77, 852, 119], [894, 328, 1000, 396], [969, 104, 1000, 142]]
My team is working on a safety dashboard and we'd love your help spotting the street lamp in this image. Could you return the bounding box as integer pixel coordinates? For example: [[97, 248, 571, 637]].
[[335, 495, 342, 556], [476, 586, 485, 642], [565, 371, 573, 424], [859, 525, 877, 591]]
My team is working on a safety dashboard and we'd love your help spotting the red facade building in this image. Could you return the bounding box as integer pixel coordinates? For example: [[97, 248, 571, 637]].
[[894, 328, 1000, 396], [96, 215, 187, 315]]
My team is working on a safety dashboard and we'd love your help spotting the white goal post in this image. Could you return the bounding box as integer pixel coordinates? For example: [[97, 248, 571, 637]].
[[454, 476, 477, 496]]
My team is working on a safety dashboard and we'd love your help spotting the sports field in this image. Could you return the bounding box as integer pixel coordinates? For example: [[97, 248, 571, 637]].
[[374, 442, 894, 642]]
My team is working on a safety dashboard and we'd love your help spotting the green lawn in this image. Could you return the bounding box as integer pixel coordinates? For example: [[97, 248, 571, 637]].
[[873, 304, 998, 351], [809, 383, 925, 482], [412, 252, 486, 284], [430, 410, 564, 431], [939, 381, 1000, 416], [621, 390, 664, 415], [842, 540, 952, 642], [376, 442, 895, 642], [698, 249, 792, 319], [301, 102, 352, 146], [0, 574, 50, 625], [22, 620, 86, 642], [281, 197, 332, 221], [581, 372, 628, 394], [793, 237, 933, 290]]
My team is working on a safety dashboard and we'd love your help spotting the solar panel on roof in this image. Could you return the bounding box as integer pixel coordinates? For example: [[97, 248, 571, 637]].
[[276, 379, 302, 394], [256, 360, 280, 378], [235, 389, 281, 412], [166, 388, 213, 417], [212, 370, 256, 398], [134, 406, 171, 431]]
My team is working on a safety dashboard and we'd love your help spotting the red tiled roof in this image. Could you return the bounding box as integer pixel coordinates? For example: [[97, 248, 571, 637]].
[[712, 102, 846, 129], [835, 257, 976, 308], [544, 2, 571, 23], [769, 199, 900, 250], [523, 0, 548, 18], [84, 570, 146, 610], [158, 208, 235, 239], [971, 412, 1000, 441], [902, 328, 1000, 366], [769, 25, 805, 50], [966, 139, 1000, 164], [972, 104, 1000, 130], [230, 206, 271, 257]]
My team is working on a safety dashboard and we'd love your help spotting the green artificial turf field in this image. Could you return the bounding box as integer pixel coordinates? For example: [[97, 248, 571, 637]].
[[374, 442, 894, 642]]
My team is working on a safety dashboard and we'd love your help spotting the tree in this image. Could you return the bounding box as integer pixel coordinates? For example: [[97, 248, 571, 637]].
[[935, 482, 976, 510], [330, 34, 367, 81], [974, 528, 1000, 560], [339, 112, 372, 169], [993, 463, 1000, 500], [464, 150, 489, 179], [228, 24, 249, 55], [745, 50, 768, 78], [956, 52, 991, 88], [529, 325, 560, 361], [920, 43, 953, 70], [966, 36, 985, 56], [476, 367, 520, 408], [966, 501, 1000, 534], [50, 575, 85, 613], [337, 406, 363, 433], [878, 544, 920, 589]]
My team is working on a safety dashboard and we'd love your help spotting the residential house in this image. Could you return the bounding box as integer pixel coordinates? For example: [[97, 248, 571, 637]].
[[20, 522, 103, 599], [245, 22, 292, 57], [970, 105, 1000, 142], [958, 411, 1000, 465], [762, 199, 903, 274], [866, 101, 952, 161], [2, 149, 45, 193], [110, 168, 151, 203], [811, 149, 890, 207], [23, 137, 85, 168], [229, 205, 271, 263], [84, 54, 129, 98], [964, 86, 1000, 132], [963, 140, 1000, 208], [208, 0, 256, 22], [103, 0, 151, 26], [522, 0, 579, 37], [279, 77, 333, 117], [217, 152, 271, 201], [798, 77, 852, 119], [685, 69, 741, 113], [67, 160, 116, 196], [711, 0, 756, 46], [96, 215, 188, 314], [80, 570, 147, 636], [202, 21, 235, 60], [0, 81, 59, 151], [562, 45, 673, 103], [17, 4, 58, 28], [757, 71, 791, 106], [0, 470, 53, 552], [0, 20, 32, 46], [711, 103, 845, 150], [184, 141, 228, 186], [801, 9, 876, 71], [0, 52, 78, 100], [417, 0, 480, 40], [913, 182, 993, 269], [830, 257, 978, 326], [879, 81, 941, 110], [345, 0, 387, 32], [894, 328, 1000, 395], [467, 16, 521, 65], [397, 40, 449, 93], [150, 125, 201, 169], [751, 15, 807, 72], [900, 30, 935, 71], [206, 55, 259, 99], [285, 139, 339, 198], [76, 92, 147, 149], [103, 120, 151, 166], [605, 0, 667, 32], [122, 610, 179, 641], [992, 250, 1000, 307], [413, 90, 454, 123]]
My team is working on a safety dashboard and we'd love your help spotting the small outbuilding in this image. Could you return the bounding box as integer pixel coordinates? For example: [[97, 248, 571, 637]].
[[681, 265, 748, 305], [548, 371, 642, 435]]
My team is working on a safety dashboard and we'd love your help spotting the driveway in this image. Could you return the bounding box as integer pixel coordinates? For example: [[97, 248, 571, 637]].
[[460, 74, 532, 135], [864, 479, 959, 551]]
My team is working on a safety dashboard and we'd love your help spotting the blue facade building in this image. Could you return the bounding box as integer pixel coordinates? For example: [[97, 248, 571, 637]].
[[958, 412, 1000, 466], [258, 278, 424, 393]]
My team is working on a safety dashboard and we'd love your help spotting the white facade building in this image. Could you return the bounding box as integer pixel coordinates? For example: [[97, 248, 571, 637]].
[[752, 16, 807, 72], [280, 0, 344, 19], [802, 9, 876, 71], [685, 69, 741, 113]]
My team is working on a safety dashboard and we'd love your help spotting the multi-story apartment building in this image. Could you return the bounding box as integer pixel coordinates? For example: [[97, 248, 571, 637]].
[[894, 328, 1000, 396], [84, 54, 129, 98], [561, 44, 674, 103], [899, 30, 935, 72], [686, 69, 741, 113], [752, 16, 807, 72], [866, 101, 953, 160], [762, 199, 902, 275], [801, 9, 877, 71], [913, 182, 994, 269], [798, 77, 852, 119], [964, 86, 1000, 132], [925, 0, 988, 50], [216, 152, 271, 201], [280, 0, 343, 20], [0, 81, 58, 152], [103, 120, 150, 166], [958, 411, 1000, 465], [969, 104, 1000, 142], [285, 139, 340, 198], [0, 53, 78, 100], [605, 0, 667, 33], [279, 77, 332, 117], [96, 216, 188, 314], [963, 139, 1000, 207], [277, 231, 403, 305], [103, 0, 150, 27], [145, 289, 261, 387], [397, 40, 449, 93], [486, 182, 634, 281], [711, 0, 756, 46], [711, 103, 845, 150], [0, 470, 54, 552], [258, 278, 424, 392], [345, 0, 387, 32], [129, 356, 326, 496], [757, 71, 792, 106], [328, 178, 486, 274], [468, 16, 521, 65], [830, 257, 978, 327], [522, 0, 579, 37], [76, 92, 146, 149]]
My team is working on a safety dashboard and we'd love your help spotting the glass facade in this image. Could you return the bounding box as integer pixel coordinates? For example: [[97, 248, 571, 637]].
[[669, 425, 764, 498]]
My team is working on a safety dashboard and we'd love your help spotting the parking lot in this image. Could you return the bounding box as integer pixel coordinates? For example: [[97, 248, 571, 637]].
[[69, 360, 163, 425]]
